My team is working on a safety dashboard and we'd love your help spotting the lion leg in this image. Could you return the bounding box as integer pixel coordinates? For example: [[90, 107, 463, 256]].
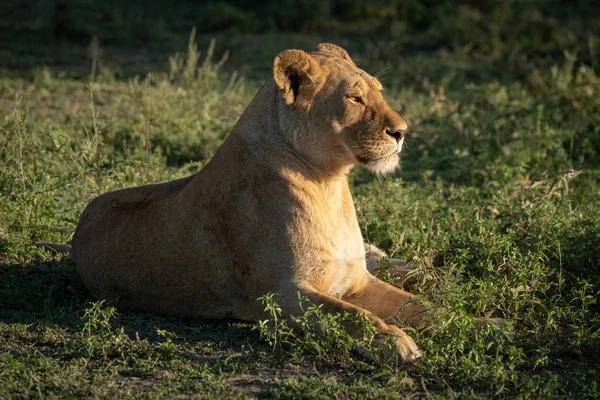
[[363, 242, 412, 274], [277, 286, 422, 366], [364, 242, 387, 272], [342, 275, 427, 328], [363, 242, 387, 259], [343, 275, 509, 331]]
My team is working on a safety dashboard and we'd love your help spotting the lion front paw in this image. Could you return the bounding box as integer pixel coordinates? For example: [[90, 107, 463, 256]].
[[357, 326, 422, 367]]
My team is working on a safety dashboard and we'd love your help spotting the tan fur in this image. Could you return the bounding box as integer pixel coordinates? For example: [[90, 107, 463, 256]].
[[70, 44, 424, 365]]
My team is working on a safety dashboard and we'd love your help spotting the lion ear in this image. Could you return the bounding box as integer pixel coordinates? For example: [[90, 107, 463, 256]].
[[312, 43, 355, 65], [273, 50, 323, 109]]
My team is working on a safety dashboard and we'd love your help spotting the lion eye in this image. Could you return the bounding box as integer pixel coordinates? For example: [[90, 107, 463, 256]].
[[348, 95, 364, 104]]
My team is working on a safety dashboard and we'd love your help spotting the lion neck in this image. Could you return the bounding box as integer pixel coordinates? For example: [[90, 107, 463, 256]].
[[231, 80, 352, 184], [192, 79, 358, 233]]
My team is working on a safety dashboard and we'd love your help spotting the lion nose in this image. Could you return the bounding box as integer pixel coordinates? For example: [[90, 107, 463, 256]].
[[386, 127, 407, 143], [385, 114, 407, 143]]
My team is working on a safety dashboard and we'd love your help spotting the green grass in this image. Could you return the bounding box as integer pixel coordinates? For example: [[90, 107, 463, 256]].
[[1, 3, 600, 397]]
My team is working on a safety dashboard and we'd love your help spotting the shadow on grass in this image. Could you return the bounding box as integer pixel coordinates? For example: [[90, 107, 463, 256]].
[[0, 257, 261, 352]]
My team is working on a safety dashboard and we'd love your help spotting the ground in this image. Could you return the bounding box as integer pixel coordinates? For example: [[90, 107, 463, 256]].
[[1, 1, 599, 398]]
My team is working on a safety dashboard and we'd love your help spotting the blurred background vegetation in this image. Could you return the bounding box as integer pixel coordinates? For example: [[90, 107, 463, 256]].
[[2, 0, 599, 74]]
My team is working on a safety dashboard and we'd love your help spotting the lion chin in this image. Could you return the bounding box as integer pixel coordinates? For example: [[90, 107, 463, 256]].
[[46, 43, 507, 367], [362, 153, 401, 176]]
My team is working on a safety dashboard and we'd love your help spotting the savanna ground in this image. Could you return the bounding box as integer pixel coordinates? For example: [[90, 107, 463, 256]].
[[1, 0, 599, 398]]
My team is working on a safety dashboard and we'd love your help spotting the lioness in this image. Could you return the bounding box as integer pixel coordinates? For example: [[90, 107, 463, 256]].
[[40, 44, 494, 365]]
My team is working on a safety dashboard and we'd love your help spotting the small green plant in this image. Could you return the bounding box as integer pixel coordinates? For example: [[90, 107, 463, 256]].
[[256, 293, 294, 352], [257, 293, 379, 364], [74, 300, 122, 358], [563, 280, 600, 353], [168, 30, 231, 90], [155, 328, 179, 358], [415, 311, 525, 394]]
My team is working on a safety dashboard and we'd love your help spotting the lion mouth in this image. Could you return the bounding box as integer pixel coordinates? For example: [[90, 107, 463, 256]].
[[356, 151, 397, 165], [353, 150, 401, 175]]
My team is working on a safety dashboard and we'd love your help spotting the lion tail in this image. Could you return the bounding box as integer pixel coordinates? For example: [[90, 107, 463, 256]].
[[36, 242, 72, 254]]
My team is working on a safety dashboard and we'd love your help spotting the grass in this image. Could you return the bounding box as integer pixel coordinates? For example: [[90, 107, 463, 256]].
[[1, 2, 600, 397]]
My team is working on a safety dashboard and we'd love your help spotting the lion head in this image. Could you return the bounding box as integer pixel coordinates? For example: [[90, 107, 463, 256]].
[[273, 43, 407, 176]]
